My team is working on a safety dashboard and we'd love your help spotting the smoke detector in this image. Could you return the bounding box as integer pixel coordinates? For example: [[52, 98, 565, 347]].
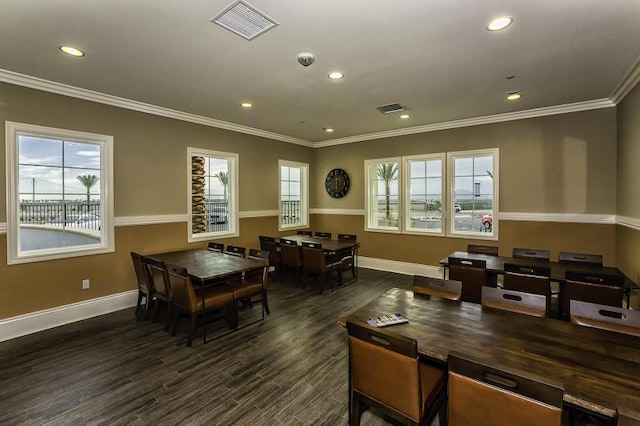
[[297, 53, 315, 67]]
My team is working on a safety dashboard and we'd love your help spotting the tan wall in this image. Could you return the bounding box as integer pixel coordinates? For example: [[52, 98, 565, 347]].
[[313, 108, 618, 213]]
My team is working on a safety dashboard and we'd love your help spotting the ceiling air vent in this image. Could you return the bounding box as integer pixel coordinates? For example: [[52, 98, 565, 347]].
[[375, 103, 405, 114], [211, 0, 279, 41]]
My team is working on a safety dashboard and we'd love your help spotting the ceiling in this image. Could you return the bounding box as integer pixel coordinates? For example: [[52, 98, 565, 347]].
[[1, 1, 640, 145]]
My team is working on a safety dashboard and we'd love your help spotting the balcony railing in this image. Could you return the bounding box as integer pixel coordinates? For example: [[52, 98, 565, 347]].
[[20, 201, 101, 230], [280, 200, 301, 225]]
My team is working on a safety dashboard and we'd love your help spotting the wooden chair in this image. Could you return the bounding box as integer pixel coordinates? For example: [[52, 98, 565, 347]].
[[337, 233, 357, 280], [258, 235, 281, 274], [347, 320, 447, 426], [448, 257, 487, 304], [561, 274, 624, 319], [503, 263, 552, 312], [448, 351, 563, 426], [142, 256, 173, 331], [301, 242, 341, 294], [207, 242, 224, 252], [481, 286, 547, 318], [570, 300, 640, 337], [565, 270, 625, 287], [280, 238, 303, 286], [233, 249, 270, 319], [467, 244, 498, 256], [314, 231, 331, 239], [618, 406, 640, 426], [512, 248, 550, 261], [412, 276, 462, 301], [225, 245, 246, 258], [558, 251, 603, 266], [130, 251, 155, 319], [296, 230, 312, 236], [166, 265, 235, 347]]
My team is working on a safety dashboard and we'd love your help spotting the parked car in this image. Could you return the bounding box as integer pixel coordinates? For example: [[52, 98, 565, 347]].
[[481, 214, 492, 231], [209, 206, 228, 224], [438, 204, 462, 213]]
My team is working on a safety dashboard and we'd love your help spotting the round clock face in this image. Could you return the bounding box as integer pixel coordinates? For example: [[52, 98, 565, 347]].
[[325, 168, 350, 198]]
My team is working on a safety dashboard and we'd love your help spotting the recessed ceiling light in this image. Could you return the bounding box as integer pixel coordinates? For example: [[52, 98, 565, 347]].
[[324, 128, 334, 133], [328, 72, 344, 80], [59, 46, 85, 57], [487, 16, 513, 31], [400, 114, 410, 119], [506, 91, 522, 101], [241, 102, 253, 108]]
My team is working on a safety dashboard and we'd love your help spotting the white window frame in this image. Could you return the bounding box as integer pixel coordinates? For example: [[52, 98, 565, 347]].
[[187, 147, 239, 242], [447, 148, 499, 240], [278, 160, 309, 231], [403, 153, 446, 236], [365, 157, 402, 233], [5, 121, 114, 264]]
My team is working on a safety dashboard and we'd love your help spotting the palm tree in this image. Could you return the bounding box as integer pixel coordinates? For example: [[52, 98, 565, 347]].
[[77, 175, 99, 207], [214, 171, 229, 201], [377, 163, 398, 221]]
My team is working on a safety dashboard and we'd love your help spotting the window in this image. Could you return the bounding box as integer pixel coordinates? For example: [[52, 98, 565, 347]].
[[5, 121, 114, 264], [188, 147, 238, 241], [279, 160, 308, 230], [404, 154, 445, 234], [365, 149, 498, 239], [365, 158, 401, 232], [448, 149, 498, 237]]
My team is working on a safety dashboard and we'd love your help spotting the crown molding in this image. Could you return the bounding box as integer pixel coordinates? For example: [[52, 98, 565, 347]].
[[313, 99, 615, 147], [310, 208, 365, 215], [610, 56, 640, 104], [499, 212, 616, 224], [0, 68, 312, 147], [616, 215, 640, 232]]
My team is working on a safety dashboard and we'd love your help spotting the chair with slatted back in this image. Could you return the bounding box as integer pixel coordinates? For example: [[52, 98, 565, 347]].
[[233, 249, 270, 319], [131, 251, 155, 319], [503, 263, 552, 313], [314, 231, 331, 239], [337, 233, 357, 280], [448, 257, 488, 304], [558, 251, 603, 266], [481, 286, 547, 318], [259, 235, 281, 274], [448, 351, 563, 426], [207, 242, 224, 252], [412, 276, 462, 301], [280, 238, 303, 286], [301, 241, 341, 294], [142, 256, 173, 331], [561, 272, 624, 319], [618, 406, 640, 426], [565, 270, 626, 287], [467, 244, 499, 256], [225, 245, 246, 258], [569, 300, 640, 337], [296, 230, 312, 236], [347, 320, 447, 426], [166, 264, 236, 346], [512, 248, 550, 261]]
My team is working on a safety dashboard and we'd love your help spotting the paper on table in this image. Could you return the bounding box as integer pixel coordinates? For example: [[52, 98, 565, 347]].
[[366, 313, 408, 327]]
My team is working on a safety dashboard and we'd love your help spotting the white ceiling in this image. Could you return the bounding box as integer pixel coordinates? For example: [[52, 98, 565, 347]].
[[1, 1, 639, 144]]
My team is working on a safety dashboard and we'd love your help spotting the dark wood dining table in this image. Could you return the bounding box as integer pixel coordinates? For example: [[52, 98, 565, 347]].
[[343, 287, 640, 420], [150, 248, 265, 342], [282, 235, 360, 282]]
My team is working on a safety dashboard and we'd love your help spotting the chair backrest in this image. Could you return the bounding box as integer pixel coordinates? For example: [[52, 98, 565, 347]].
[[562, 278, 624, 317], [245, 249, 269, 287], [314, 231, 331, 239], [142, 256, 171, 299], [207, 242, 224, 252], [565, 270, 625, 287], [503, 263, 551, 310], [558, 251, 603, 266], [467, 244, 498, 256], [225, 245, 246, 258], [448, 257, 487, 304], [412, 275, 462, 301], [512, 248, 550, 261], [618, 406, 640, 426], [258, 236, 279, 268], [347, 320, 429, 422], [570, 300, 640, 337], [338, 233, 357, 242], [280, 239, 301, 267], [296, 230, 312, 236], [166, 264, 197, 312], [301, 241, 326, 273], [130, 251, 153, 293], [481, 286, 547, 318], [448, 352, 563, 426]]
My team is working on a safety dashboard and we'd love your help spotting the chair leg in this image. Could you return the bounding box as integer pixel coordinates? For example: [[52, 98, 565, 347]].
[[262, 290, 270, 315], [350, 393, 363, 426], [142, 294, 152, 320], [152, 299, 162, 323], [171, 309, 181, 336], [164, 302, 174, 332], [187, 313, 197, 347], [135, 291, 143, 316]]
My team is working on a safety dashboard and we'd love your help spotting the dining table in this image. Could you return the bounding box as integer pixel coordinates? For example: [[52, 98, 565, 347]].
[[282, 235, 360, 282], [150, 248, 265, 342], [343, 287, 640, 421]]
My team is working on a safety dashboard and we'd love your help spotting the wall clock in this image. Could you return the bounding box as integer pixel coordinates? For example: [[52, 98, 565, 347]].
[[325, 168, 350, 198]]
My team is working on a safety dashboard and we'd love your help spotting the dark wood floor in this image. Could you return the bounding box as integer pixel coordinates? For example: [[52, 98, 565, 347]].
[[0, 268, 414, 425]]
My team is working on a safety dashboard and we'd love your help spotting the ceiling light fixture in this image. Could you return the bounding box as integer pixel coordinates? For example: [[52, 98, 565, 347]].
[[241, 102, 253, 108], [324, 128, 334, 133], [486, 16, 513, 31], [59, 46, 85, 57], [506, 91, 522, 101], [400, 114, 410, 119], [328, 72, 344, 80]]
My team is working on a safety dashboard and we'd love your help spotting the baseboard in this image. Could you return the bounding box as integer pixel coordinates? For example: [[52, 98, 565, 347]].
[[0, 290, 138, 343], [359, 256, 443, 278]]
